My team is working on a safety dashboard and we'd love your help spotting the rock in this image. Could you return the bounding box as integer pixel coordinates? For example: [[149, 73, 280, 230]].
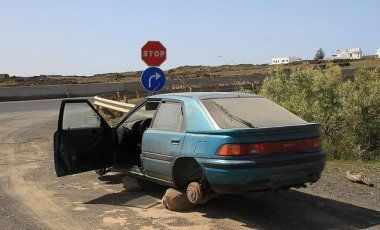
[[122, 176, 160, 191], [135, 178, 160, 190], [162, 188, 194, 211], [122, 176, 144, 191]]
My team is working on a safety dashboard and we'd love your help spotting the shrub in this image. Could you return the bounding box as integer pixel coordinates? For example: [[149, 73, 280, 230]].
[[259, 66, 380, 161], [338, 68, 380, 160], [314, 48, 325, 60]]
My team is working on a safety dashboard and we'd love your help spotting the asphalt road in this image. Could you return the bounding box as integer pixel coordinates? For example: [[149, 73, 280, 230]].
[[0, 98, 379, 229], [0, 97, 93, 114]]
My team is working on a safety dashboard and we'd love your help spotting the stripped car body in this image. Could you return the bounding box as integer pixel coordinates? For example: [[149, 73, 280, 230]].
[[54, 92, 326, 199]]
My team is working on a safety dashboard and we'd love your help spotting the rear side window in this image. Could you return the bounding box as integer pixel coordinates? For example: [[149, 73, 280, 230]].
[[151, 102, 184, 131], [202, 97, 307, 129]]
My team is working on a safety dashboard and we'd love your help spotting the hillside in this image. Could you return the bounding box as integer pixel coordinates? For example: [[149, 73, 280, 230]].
[[1, 56, 379, 87]]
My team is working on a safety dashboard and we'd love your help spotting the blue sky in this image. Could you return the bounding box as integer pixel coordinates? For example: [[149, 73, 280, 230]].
[[0, 0, 379, 76]]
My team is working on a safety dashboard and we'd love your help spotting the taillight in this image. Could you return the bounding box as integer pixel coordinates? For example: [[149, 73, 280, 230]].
[[218, 143, 265, 156], [217, 137, 321, 156]]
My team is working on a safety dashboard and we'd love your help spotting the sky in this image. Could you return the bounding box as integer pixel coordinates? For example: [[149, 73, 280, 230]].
[[0, 0, 379, 76]]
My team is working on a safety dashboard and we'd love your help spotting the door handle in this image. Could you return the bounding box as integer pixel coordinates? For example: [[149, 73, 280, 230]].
[[171, 139, 180, 145]]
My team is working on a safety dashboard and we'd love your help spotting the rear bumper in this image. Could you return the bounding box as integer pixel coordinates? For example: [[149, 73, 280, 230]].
[[196, 151, 326, 194]]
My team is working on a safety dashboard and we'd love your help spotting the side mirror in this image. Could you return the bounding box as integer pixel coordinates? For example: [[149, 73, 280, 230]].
[[84, 116, 100, 127]]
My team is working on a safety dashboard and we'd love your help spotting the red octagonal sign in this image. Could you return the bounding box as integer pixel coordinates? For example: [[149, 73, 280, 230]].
[[141, 41, 166, 67]]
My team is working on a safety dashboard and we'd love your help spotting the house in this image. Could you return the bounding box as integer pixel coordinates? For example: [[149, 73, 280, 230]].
[[332, 48, 362, 60], [377, 48, 380, 58], [271, 56, 302, 65]]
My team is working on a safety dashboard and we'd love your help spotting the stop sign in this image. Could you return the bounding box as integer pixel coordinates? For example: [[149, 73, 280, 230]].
[[141, 41, 166, 66]]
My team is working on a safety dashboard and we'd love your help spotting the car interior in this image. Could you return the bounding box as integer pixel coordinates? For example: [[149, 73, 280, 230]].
[[116, 101, 160, 166]]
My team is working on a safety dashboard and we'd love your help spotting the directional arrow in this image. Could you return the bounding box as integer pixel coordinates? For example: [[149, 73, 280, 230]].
[[141, 67, 166, 93], [148, 72, 161, 88]]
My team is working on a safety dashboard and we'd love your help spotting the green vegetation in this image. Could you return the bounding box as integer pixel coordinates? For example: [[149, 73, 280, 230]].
[[259, 66, 380, 161], [314, 48, 325, 60]]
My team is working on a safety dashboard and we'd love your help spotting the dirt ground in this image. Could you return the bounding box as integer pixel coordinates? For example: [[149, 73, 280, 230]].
[[0, 105, 379, 229]]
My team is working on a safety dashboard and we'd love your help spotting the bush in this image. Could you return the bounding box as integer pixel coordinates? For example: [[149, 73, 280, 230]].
[[259, 66, 380, 161], [314, 48, 325, 60], [338, 68, 380, 160]]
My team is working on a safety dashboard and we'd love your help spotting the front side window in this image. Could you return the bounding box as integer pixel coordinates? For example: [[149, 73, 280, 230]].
[[62, 103, 101, 130], [202, 97, 307, 129], [123, 102, 158, 124], [151, 102, 184, 131]]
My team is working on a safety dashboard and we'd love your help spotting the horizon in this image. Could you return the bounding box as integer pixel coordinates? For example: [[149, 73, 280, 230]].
[[1, 0, 379, 77], [2, 57, 376, 78]]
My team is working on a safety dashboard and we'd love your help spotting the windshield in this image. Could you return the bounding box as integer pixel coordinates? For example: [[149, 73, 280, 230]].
[[202, 97, 307, 129]]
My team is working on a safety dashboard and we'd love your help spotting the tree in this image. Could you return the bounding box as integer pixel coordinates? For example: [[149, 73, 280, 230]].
[[314, 48, 325, 60]]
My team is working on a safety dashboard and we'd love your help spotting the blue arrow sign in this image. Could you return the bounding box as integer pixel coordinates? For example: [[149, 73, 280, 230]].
[[140, 67, 166, 93]]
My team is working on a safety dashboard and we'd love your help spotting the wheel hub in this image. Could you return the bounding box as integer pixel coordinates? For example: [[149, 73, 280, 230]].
[[186, 182, 203, 204]]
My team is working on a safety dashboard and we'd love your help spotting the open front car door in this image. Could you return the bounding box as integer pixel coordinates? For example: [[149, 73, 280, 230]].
[[54, 99, 113, 177]]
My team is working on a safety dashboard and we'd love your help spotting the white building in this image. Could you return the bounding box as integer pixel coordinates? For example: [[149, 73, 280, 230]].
[[377, 48, 380, 58], [332, 48, 362, 60], [271, 56, 302, 65]]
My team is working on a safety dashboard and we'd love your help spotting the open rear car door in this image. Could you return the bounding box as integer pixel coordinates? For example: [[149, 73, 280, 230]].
[[54, 99, 113, 177]]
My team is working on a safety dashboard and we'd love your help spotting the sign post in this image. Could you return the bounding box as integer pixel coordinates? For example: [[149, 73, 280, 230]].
[[141, 41, 167, 94]]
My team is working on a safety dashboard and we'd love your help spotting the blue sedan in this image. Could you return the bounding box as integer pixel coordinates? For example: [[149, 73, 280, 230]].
[[54, 92, 326, 204]]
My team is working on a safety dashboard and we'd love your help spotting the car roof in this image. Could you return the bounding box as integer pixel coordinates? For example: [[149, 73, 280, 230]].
[[147, 92, 259, 100]]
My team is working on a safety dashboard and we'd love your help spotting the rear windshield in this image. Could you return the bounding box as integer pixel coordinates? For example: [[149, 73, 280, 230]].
[[202, 97, 307, 129]]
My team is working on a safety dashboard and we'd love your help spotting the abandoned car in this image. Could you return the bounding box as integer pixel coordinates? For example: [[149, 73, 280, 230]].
[[54, 92, 326, 204]]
